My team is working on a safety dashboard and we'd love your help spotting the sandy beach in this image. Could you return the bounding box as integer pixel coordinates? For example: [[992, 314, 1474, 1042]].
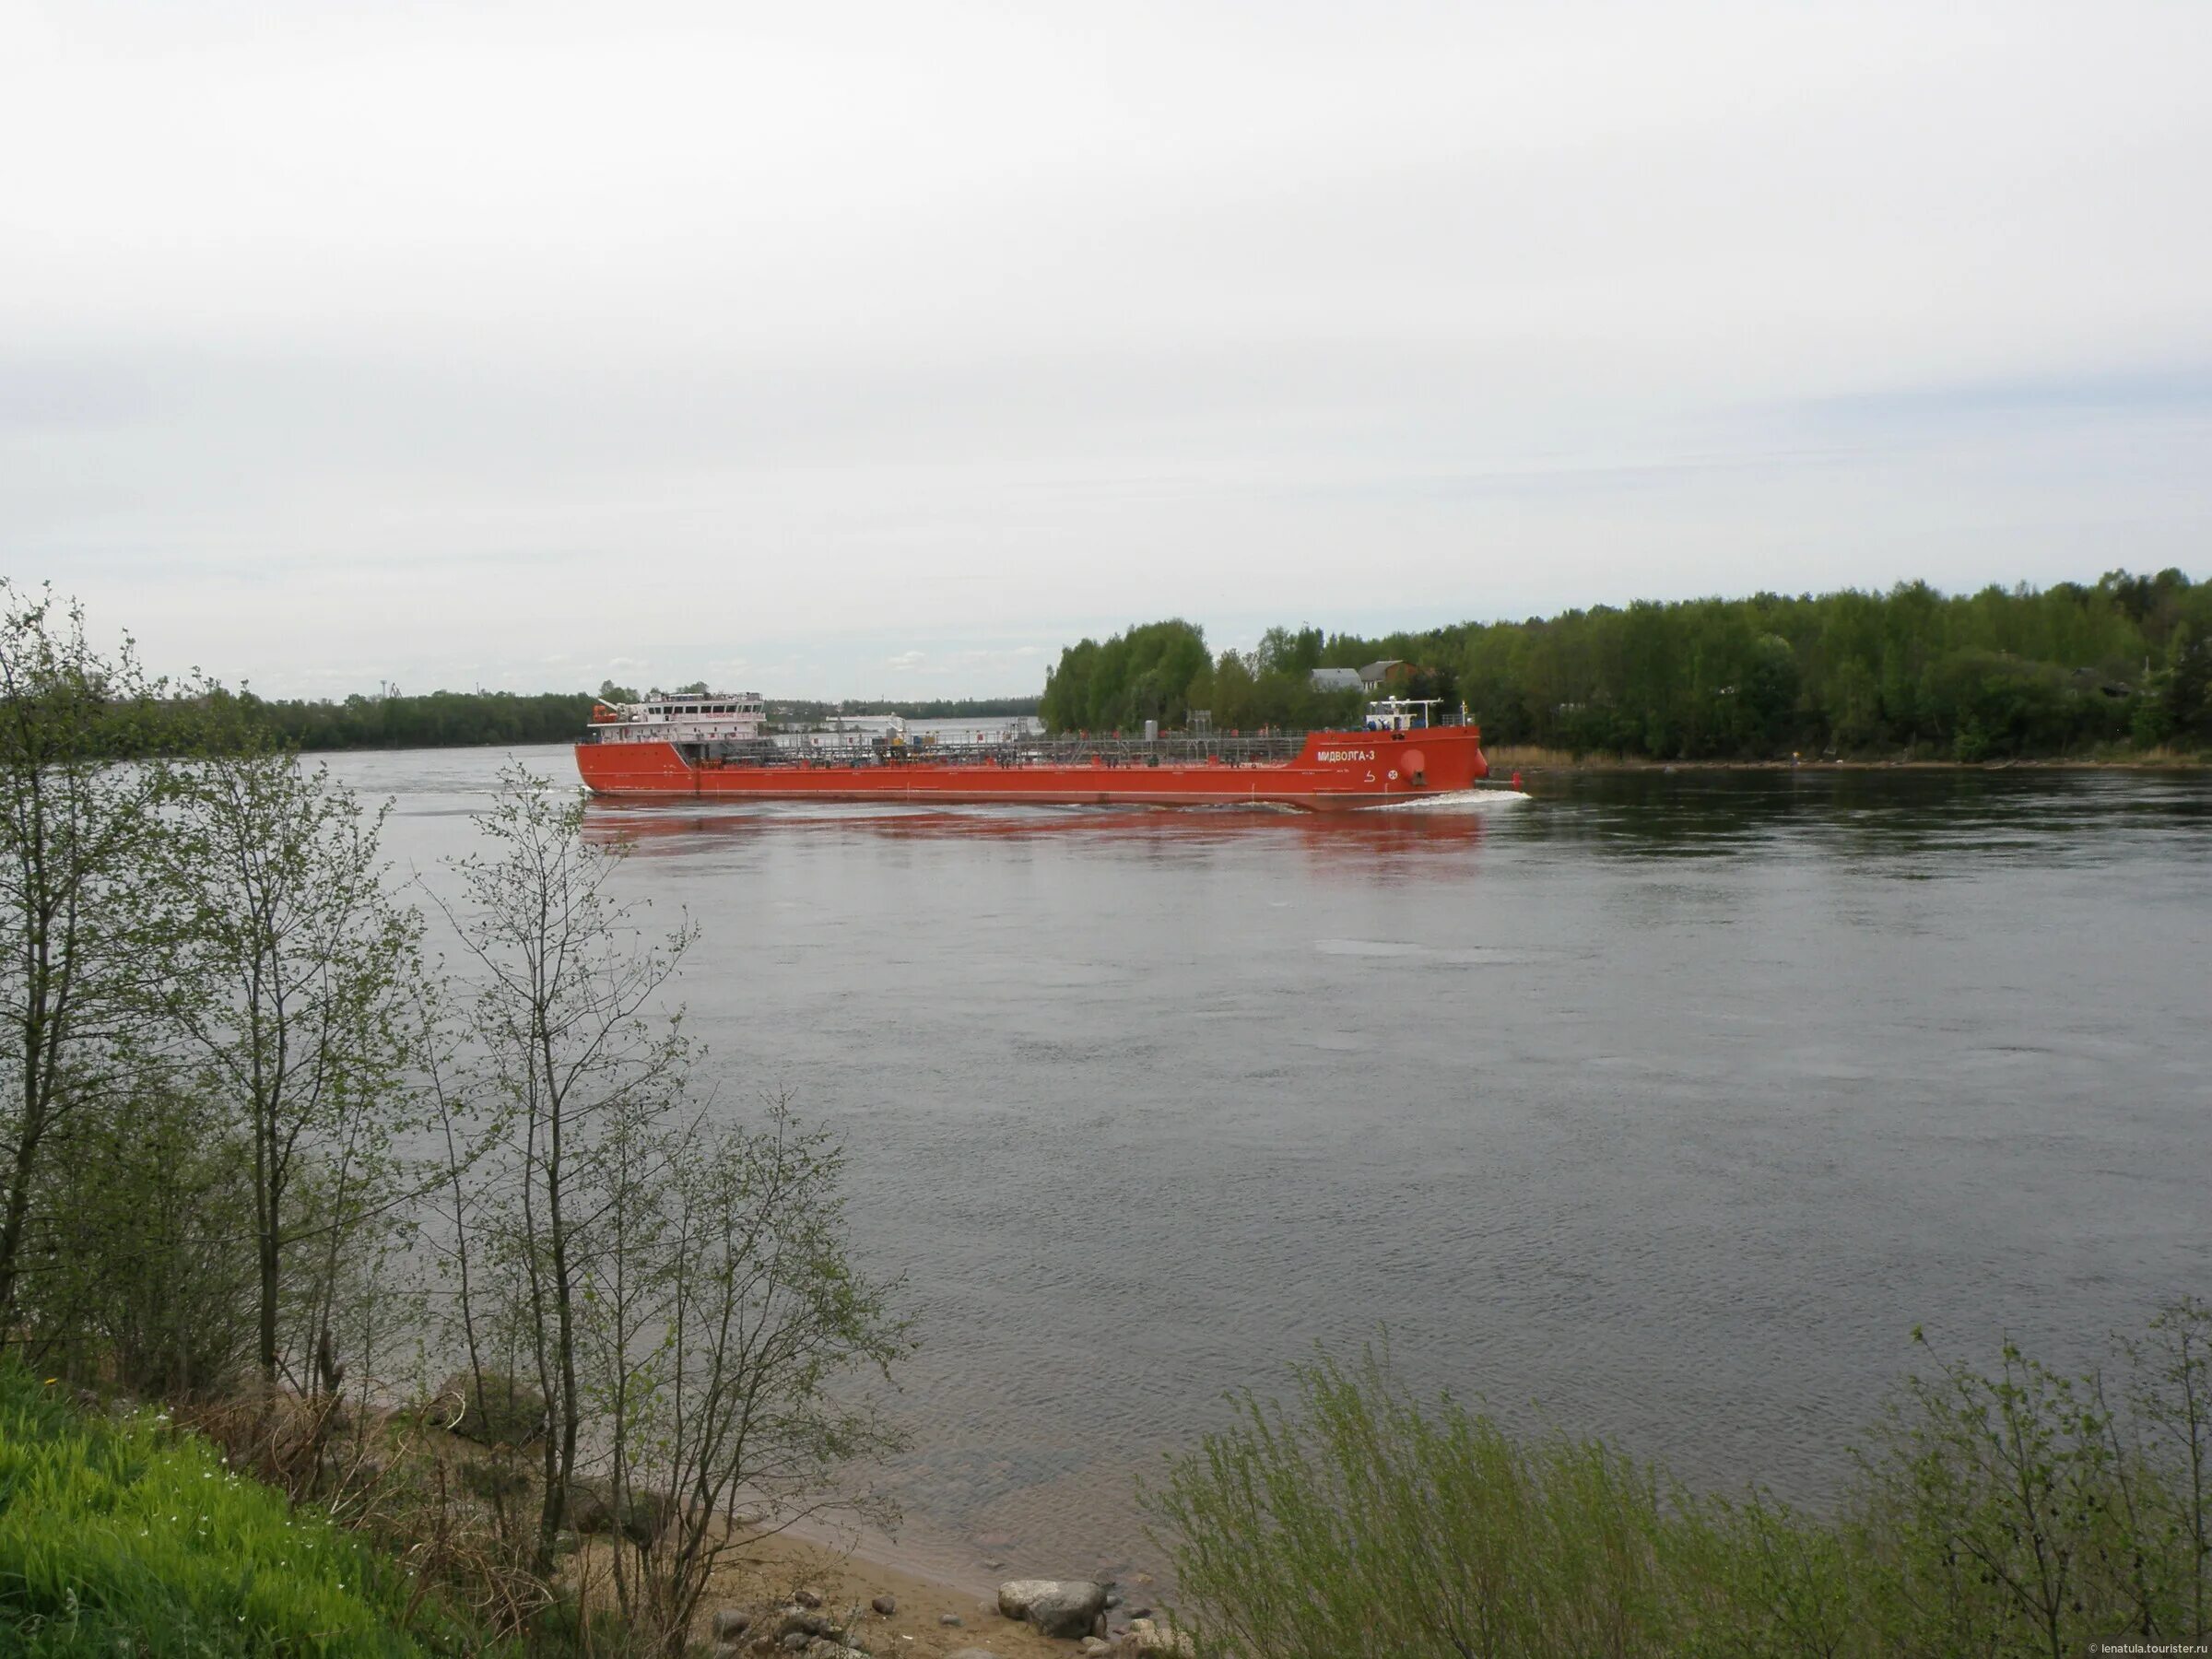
[[679, 1524, 1146, 1657]]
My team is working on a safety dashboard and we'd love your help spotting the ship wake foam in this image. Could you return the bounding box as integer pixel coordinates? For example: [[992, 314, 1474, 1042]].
[[1359, 788, 1531, 814]]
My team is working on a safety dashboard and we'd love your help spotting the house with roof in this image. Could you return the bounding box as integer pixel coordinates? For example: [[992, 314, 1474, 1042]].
[[1359, 658, 1412, 691], [1308, 667, 1364, 693]]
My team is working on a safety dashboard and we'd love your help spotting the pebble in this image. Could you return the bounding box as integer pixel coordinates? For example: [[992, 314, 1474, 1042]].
[[794, 1588, 824, 1609], [714, 1610, 753, 1640], [937, 1614, 962, 1628], [871, 1594, 896, 1617]]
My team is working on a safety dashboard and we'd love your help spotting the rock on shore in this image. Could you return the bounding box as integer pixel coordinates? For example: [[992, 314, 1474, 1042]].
[[1122, 1616, 1196, 1657], [997, 1578, 1109, 1639]]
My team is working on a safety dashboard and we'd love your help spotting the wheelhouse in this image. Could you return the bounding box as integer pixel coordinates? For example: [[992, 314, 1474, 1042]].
[[588, 690, 768, 744], [1363, 697, 1441, 732]]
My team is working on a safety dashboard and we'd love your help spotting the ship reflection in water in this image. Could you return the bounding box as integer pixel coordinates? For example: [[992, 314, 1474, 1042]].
[[580, 791, 1524, 881]]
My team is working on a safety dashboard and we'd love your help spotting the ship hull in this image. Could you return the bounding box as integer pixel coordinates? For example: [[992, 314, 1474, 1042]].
[[575, 725, 1488, 811]]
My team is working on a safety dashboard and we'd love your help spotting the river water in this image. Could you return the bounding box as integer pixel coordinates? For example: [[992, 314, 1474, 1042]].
[[332, 745, 2210, 1589]]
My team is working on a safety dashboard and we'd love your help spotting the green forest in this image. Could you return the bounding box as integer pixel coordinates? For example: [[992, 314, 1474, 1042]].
[[1040, 570, 2212, 759], [225, 688, 597, 750]]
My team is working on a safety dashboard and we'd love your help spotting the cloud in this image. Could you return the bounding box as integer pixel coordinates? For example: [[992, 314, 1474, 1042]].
[[6, 2, 2208, 696], [1792, 365, 2212, 428]]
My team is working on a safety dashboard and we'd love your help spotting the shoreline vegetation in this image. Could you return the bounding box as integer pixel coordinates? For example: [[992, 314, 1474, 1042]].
[[4, 571, 2207, 1657], [6, 1302, 2209, 1657], [1040, 571, 2212, 765], [1147, 1314, 2212, 1659], [0, 580, 911, 1656]]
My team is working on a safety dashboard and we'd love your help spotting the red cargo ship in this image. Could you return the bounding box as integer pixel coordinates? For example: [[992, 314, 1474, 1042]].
[[574, 691, 1488, 811]]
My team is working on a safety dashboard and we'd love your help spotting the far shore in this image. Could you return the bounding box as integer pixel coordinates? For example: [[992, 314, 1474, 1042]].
[[1485, 745, 2206, 773]]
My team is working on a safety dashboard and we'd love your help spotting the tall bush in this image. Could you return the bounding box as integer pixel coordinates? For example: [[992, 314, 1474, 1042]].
[[18, 1063, 259, 1399], [1145, 1300, 2212, 1659]]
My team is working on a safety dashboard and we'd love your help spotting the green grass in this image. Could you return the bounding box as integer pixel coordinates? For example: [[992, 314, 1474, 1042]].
[[0, 1366, 435, 1657]]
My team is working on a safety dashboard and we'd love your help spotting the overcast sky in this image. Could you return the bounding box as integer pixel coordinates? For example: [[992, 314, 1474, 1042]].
[[6, 1, 2208, 699]]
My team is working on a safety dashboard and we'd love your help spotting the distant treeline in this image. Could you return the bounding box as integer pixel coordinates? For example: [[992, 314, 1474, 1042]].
[[1041, 570, 2212, 759], [216, 688, 1042, 751], [224, 688, 596, 751]]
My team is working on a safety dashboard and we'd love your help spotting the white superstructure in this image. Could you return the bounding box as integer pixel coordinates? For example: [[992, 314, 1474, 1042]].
[[590, 690, 767, 744]]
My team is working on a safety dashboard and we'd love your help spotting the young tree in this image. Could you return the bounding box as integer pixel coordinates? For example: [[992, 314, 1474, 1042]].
[[162, 747, 424, 1389], [2120, 1297, 2212, 1641], [1853, 1328, 2172, 1658], [440, 765, 908, 1629], [0, 582, 187, 1329], [439, 763, 700, 1572], [583, 1100, 908, 1652]]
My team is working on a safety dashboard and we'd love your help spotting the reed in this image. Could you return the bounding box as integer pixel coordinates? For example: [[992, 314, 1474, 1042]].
[[1144, 1300, 2212, 1659]]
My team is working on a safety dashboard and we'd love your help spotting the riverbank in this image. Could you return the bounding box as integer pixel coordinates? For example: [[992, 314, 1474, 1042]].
[[691, 1527, 1125, 1656], [0, 1367, 1147, 1659]]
